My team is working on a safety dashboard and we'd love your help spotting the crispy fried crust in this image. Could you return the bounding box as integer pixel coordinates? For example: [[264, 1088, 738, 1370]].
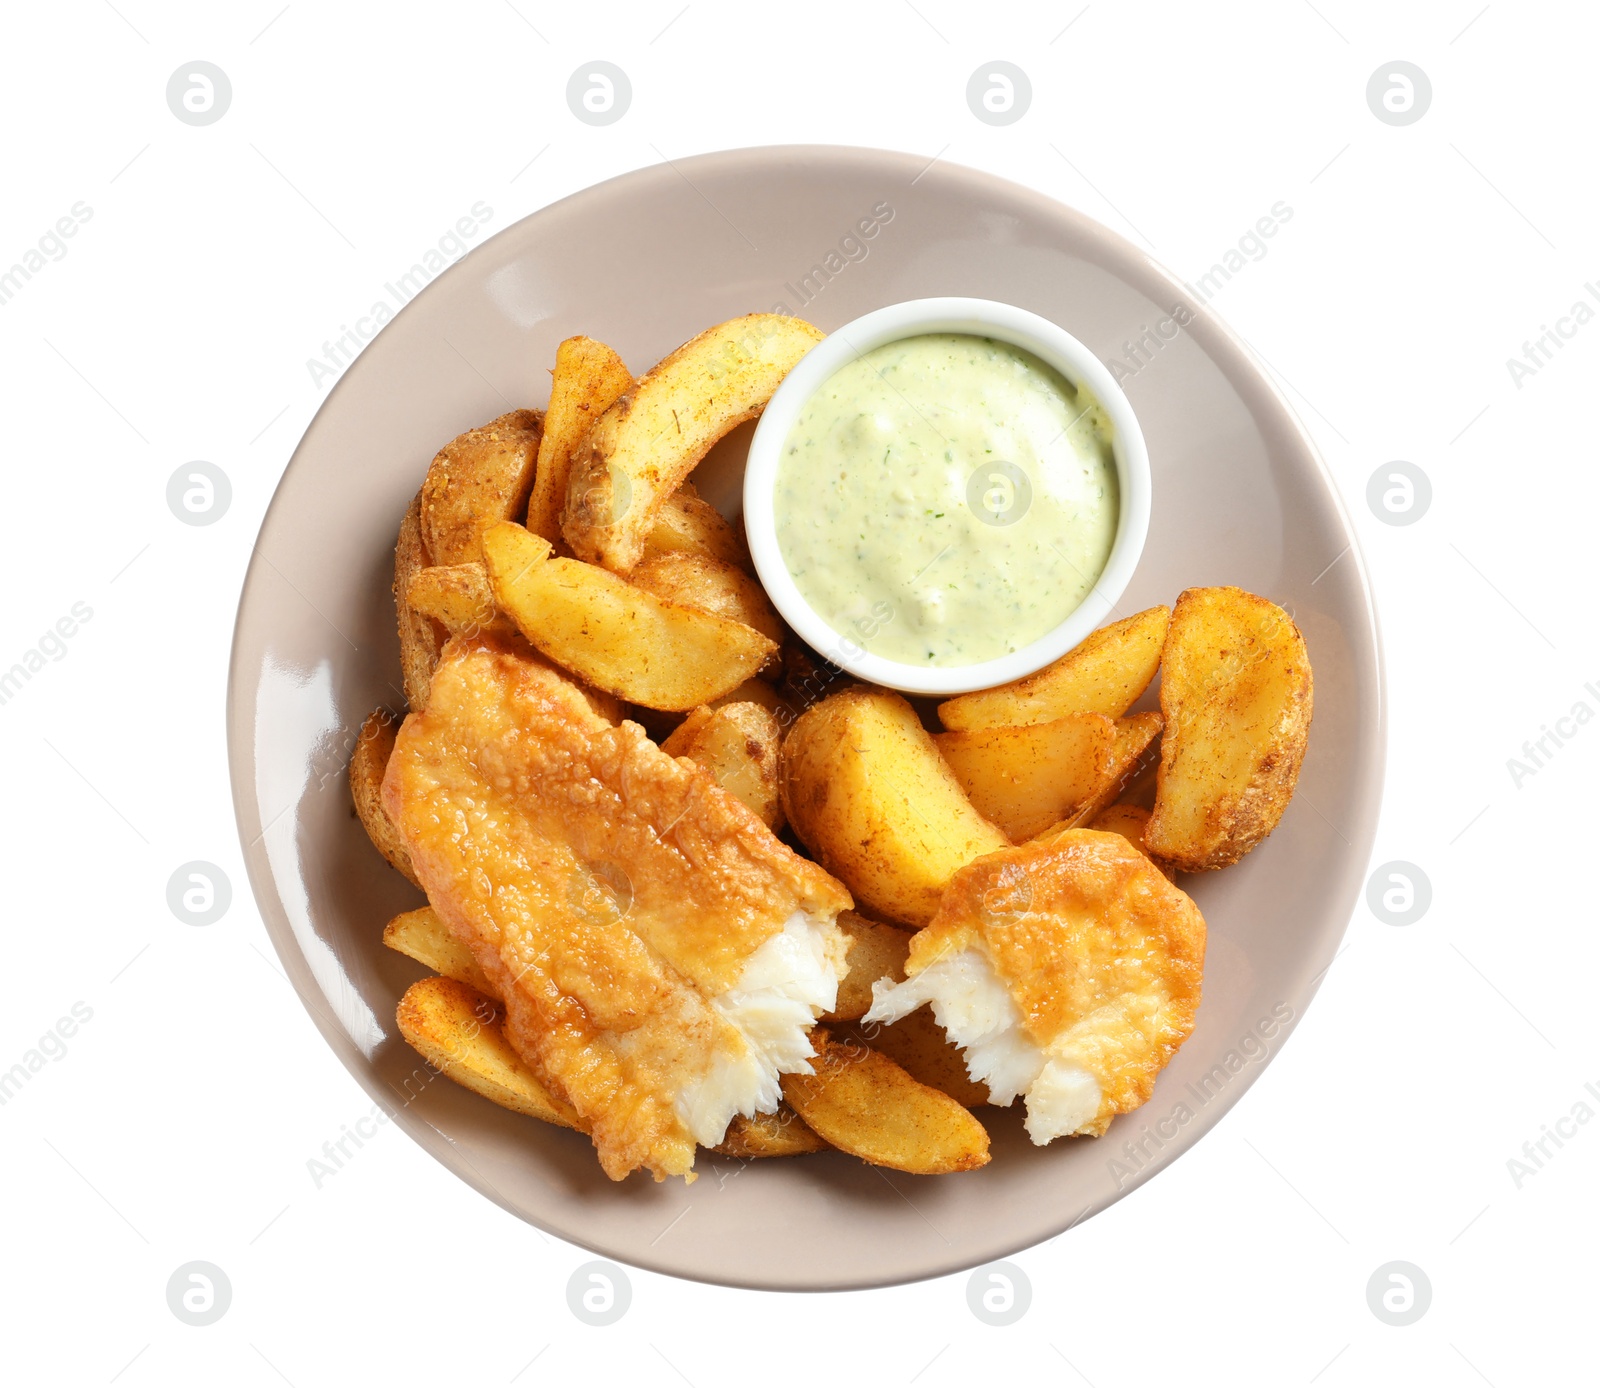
[[1145, 587, 1312, 870], [420, 409, 544, 567], [911, 832, 1206, 1132], [349, 709, 419, 884], [395, 493, 443, 710], [383, 636, 851, 1181], [562, 314, 824, 571]]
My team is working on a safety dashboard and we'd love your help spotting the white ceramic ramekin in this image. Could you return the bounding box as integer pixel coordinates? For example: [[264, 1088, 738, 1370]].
[[743, 297, 1152, 697]]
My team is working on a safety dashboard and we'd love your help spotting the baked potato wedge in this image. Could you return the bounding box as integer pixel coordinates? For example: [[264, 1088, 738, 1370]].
[[660, 701, 784, 829], [483, 521, 776, 711], [1089, 803, 1177, 881], [629, 550, 783, 647], [526, 336, 633, 545], [933, 713, 1116, 842], [781, 1029, 990, 1174], [1145, 586, 1312, 870], [714, 1108, 829, 1158], [405, 562, 518, 640], [643, 483, 752, 572], [394, 493, 444, 710], [396, 976, 582, 1131], [937, 605, 1170, 731], [824, 911, 912, 1023], [383, 906, 493, 994], [781, 687, 1009, 927], [563, 314, 824, 570], [350, 709, 419, 884], [420, 409, 544, 567], [846, 1010, 991, 1108]]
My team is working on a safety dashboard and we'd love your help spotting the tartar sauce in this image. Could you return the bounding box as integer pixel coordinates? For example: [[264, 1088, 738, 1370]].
[[774, 333, 1118, 666]]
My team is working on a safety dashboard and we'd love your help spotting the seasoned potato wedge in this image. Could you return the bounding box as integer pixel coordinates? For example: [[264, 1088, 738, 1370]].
[[846, 1010, 991, 1108], [643, 483, 751, 572], [933, 713, 1116, 842], [394, 493, 443, 710], [781, 1030, 990, 1174], [406, 562, 518, 640], [420, 409, 544, 567], [396, 976, 582, 1131], [563, 314, 824, 570], [824, 911, 912, 1022], [1030, 711, 1165, 839], [711, 677, 791, 722], [1146, 586, 1312, 870], [526, 336, 633, 545], [382, 906, 493, 995], [629, 550, 783, 647], [661, 701, 784, 829], [350, 709, 419, 884], [483, 521, 776, 711], [781, 687, 1010, 927], [937, 605, 1171, 731], [1089, 803, 1177, 881], [714, 1107, 829, 1158]]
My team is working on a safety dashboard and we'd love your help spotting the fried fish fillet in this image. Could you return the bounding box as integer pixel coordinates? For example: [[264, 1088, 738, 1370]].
[[864, 832, 1205, 1141], [382, 635, 852, 1181]]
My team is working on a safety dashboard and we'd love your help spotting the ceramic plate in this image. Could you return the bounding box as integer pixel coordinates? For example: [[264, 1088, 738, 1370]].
[[228, 145, 1384, 1291]]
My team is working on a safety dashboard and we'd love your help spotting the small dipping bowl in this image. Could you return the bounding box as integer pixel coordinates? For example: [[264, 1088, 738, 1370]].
[[743, 297, 1152, 697]]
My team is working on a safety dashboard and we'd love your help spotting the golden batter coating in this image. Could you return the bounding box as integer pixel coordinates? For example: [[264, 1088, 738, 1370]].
[[382, 636, 849, 1181], [908, 832, 1206, 1134]]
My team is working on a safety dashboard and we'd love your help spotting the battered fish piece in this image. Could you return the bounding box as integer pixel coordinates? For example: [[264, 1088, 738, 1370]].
[[382, 636, 852, 1181], [864, 832, 1205, 1141]]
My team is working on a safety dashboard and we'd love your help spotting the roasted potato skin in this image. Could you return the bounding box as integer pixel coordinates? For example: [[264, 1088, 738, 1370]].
[[713, 1107, 829, 1158], [780, 687, 1009, 927], [642, 483, 752, 572], [394, 493, 444, 710], [938, 605, 1170, 730], [1145, 586, 1312, 870], [526, 337, 633, 546], [405, 562, 519, 641], [383, 906, 494, 993], [562, 314, 824, 571], [629, 549, 784, 648], [420, 409, 544, 567], [350, 709, 419, 884]]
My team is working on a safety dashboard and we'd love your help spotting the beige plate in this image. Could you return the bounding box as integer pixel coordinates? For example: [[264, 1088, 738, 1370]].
[[228, 146, 1384, 1291]]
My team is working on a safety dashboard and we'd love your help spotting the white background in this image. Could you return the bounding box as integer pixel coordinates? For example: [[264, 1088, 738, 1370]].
[[2, 1, 1595, 1383]]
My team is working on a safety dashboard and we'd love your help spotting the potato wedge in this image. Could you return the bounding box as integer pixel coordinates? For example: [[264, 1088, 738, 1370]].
[[629, 550, 783, 648], [824, 911, 912, 1022], [846, 1010, 991, 1108], [1145, 586, 1312, 870], [933, 713, 1116, 842], [1089, 803, 1177, 881], [711, 677, 790, 722], [405, 562, 519, 640], [937, 605, 1171, 731], [714, 1107, 829, 1158], [563, 314, 824, 570], [395, 492, 443, 710], [383, 906, 493, 994], [1030, 711, 1165, 838], [781, 1030, 990, 1174], [349, 709, 419, 885], [644, 483, 751, 572], [420, 409, 544, 567], [526, 337, 633, 545], [782, 687, 1009, 927], [396, 976, 582, 1131], [483, 521, 776, 711], [661, 701, 784, 829]]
